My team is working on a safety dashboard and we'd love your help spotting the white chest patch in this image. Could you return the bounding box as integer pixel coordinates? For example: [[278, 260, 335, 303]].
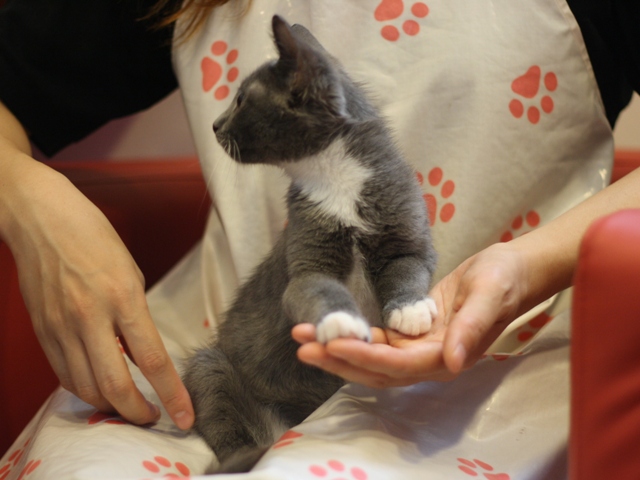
[[283, 139, 372, 230]]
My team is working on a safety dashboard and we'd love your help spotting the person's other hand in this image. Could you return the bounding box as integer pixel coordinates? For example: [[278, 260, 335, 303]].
[[292, 242, 531, 388], [5, 161, 194, 429]]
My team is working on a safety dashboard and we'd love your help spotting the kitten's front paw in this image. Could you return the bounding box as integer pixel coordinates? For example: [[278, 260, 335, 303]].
[[316, 311, 371, 344], [388, 297, 437, 336]]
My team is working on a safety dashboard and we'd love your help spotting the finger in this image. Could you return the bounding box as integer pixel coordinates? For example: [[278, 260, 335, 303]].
[[326, 337, 450, 380], [38, 334, 76, 392], [119, 309, 194, 430], [442, 289, 506, 374], [62, 337, 114, 413], [292, 324, 388, 343], [298, 342, 446, 387], [291, 323, 316, 344], [297, 342, 396, 388], [33, 315, 89, 398], [292, 324, 387, 345], [84, 329, 161, 425], [369, 327, 388, 344]]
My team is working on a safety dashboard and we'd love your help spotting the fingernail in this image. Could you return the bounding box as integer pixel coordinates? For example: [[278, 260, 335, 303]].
[[146, 401, 161, 420], [452, 344, 467, 372], [174, 410, 193, 430]]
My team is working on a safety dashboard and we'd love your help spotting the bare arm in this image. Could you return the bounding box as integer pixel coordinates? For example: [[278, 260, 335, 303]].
[[293, 164, 640, 386], [0, 100, 194, 428]]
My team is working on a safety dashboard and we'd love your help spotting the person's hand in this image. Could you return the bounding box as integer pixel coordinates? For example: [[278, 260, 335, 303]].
[[3, 159, 194, 429], [292, 242, 534, 388]]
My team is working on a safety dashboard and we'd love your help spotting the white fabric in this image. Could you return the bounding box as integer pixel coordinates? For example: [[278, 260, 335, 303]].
[[1, 0, 612, 478]]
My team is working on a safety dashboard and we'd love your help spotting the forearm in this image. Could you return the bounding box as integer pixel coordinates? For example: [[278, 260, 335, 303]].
[[0, 99, 31, 156], [0, 99, 35, 240], [511, 167, 640, 314], [0, 100, 72, 247]]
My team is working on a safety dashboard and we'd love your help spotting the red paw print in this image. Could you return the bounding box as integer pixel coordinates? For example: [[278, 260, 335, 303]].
[[418, 167, 456, 226], [515, 312, 553, 343], [142, 456, 190, 478], [309, 460, 368, 480], [487, 354, 510, 362], [272, 430, 303, 449], [500, 211, 540, 242], [201, 41, 240, 100], [509, 66, 558, 124], [457, 458, 511, 479], [87, 411, 126, 425], [0, 438, 42, 480], [374, 0, 430, 41]]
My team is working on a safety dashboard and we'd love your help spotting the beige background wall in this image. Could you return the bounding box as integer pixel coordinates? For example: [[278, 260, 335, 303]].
[[614, 93, 640, 149]]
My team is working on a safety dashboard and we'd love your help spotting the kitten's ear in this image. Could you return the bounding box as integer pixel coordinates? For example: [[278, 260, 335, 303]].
[[272, 15, 347, 118], [272, 15, 299, 73], [290, 24, 327, 54]]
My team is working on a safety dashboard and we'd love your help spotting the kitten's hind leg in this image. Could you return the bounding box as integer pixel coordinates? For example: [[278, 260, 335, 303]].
[[374, 255, 437, 335], [183, 347, 285, 473]]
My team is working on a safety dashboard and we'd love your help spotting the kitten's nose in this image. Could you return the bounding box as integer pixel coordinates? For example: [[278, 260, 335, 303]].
[[213, 122, 219, 133]]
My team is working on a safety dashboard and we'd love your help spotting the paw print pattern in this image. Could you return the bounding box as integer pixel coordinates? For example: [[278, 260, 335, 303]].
[[484, 315, 551, 360], [374, 0, 430, 41], [309, 460, 368, 480], [0, 438, 42, 480], [500, 211, 540, 242], [418, 167, 456, 226], [201, 41, 240, 100], [272, 430, 303, 449], [457, 458, 511, 479], [142, 456, 190, 478], [509, 66, 558, 124], [87, 411, 126, 425], [515, 312, 552, 343]]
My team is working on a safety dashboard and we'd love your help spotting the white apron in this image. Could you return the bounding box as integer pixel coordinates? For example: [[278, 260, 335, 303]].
[[1, 1, 612, 478]]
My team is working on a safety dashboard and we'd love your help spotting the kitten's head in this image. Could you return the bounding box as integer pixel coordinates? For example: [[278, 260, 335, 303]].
[[213, 15, 354, 165]]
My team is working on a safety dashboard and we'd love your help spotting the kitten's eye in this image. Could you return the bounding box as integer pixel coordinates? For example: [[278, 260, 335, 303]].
[[236, 92, 244, 108]]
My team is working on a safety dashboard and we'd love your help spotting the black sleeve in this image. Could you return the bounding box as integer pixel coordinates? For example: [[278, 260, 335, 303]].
[[567, 0, 640, 127], [0, 0, 177, 156]]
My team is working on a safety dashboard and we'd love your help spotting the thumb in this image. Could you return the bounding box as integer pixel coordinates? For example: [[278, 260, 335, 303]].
[[442, 288, 510, 374]]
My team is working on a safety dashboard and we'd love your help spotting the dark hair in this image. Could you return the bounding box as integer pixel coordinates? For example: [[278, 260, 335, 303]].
[[149, 0, 244, 39]]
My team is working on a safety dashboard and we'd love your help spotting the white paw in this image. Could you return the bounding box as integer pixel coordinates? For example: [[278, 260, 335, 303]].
[[388, 297, 437, 336], [316, 311, 371, 344]]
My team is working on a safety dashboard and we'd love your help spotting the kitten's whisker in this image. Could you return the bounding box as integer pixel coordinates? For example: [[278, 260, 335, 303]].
[[233, 138, 241, 162]]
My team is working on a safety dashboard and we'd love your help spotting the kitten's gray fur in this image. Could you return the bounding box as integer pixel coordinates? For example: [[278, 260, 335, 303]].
[[183, 15, 437, 474]]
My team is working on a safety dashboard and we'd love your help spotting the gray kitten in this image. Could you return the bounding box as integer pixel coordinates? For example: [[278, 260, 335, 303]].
[[183, 15, 437, 474]]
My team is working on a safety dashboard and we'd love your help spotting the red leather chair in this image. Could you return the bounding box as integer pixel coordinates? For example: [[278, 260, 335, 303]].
[[570, 209, 640, 478], [0, 158, 210, 455]]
